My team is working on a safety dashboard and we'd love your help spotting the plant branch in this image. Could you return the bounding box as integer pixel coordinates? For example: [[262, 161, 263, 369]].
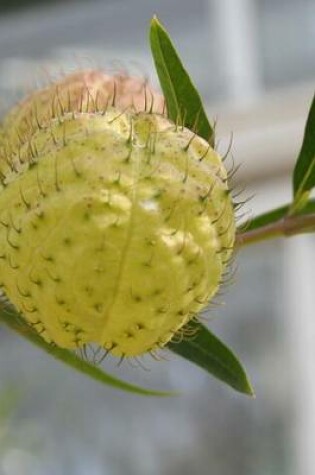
[[236, 213, 315, 248]]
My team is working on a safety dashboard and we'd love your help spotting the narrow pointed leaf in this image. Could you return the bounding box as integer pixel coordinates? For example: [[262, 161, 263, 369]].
[[150, 16, 214, 145], [168, 320, 254, 396], [292, 92, 315, 212], [0, 305, 172, 397]]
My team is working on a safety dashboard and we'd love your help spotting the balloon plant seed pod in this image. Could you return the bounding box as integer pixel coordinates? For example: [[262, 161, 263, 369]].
[[0, 70, 235, 358]]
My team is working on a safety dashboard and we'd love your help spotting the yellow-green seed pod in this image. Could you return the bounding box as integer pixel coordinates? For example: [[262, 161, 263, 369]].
[[0, 70, 164, 154], [0, 74, 235, 357]]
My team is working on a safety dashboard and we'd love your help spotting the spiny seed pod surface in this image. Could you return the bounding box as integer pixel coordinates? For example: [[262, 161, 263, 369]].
[[1, 70, 164, 152], [0, 77, 235, 358]]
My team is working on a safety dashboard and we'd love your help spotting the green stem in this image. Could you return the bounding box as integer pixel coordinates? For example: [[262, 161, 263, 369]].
[[236, 213, 315, 248]]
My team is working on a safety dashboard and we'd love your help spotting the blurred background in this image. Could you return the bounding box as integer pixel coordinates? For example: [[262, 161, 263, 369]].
[[0, 0, 314, 474]]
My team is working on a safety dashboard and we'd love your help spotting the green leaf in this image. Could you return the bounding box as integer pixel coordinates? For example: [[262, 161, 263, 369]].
[[167, 320, 254, 396], [0, 304, 172, 397], [150, 16, 214, 145], [292, 93, 315, 213], [241, 199, 315, 233]]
